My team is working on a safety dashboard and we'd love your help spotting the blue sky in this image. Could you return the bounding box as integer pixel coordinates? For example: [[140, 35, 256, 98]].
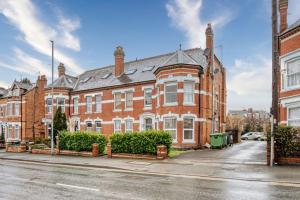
[[0, 0, 299, 111]]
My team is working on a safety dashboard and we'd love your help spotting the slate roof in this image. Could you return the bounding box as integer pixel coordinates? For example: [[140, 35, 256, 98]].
[[47, 74, 78, 89], [282, 18, 300, 34], [0, 87, 7, 97], [49, 48, 208, 91]]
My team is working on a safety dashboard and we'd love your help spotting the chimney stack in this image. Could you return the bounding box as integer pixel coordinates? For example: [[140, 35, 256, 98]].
[[114, 46, 125, 77], [205, 23, 214, 65], [58, 63, 66, 77], [279, 0, 288, 33]]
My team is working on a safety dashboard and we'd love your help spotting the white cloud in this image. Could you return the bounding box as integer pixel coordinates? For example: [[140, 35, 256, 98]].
[[0, 0, 83, 74], [0, 81, 9, 88], [166, 0, 233, 48], [227, 56, 272, 111]]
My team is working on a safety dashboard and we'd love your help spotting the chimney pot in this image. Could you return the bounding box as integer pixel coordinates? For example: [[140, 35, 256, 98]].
[[58, 63, 65, 77], [114, 46, 125, 77]]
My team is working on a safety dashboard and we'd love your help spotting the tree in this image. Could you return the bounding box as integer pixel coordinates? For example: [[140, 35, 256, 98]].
[[53, 107, 67, 143], [256, 124, 264, 132]]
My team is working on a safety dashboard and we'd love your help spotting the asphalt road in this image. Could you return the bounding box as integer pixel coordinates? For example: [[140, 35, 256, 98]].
[[0, 159, 299, 200]]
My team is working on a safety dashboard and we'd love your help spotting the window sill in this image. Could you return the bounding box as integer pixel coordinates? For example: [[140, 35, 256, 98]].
[[281, 86, 300, 92], [163, 103, 178, 107], [113, 109, 122, 112], [85, 112, 93, 114], [143, 107, 152, 111], [94, 111, 102, 114], [124, 108, 133, 111], [182, 140, 195, 144], [183, 103, 196, 106]]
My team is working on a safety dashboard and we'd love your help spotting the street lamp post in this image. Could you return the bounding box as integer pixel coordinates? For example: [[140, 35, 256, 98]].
[[50, 40, 54, 155]]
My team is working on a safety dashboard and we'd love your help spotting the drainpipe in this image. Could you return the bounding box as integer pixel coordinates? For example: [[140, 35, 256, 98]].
[[198, 68, 204, 148]]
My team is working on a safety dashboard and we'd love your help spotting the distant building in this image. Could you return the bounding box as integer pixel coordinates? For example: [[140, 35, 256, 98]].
[[278, 0, 300, 127]]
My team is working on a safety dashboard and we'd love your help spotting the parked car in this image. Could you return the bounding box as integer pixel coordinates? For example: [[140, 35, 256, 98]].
[[255, 132, 267, 141], [241, 132, 260, 140]]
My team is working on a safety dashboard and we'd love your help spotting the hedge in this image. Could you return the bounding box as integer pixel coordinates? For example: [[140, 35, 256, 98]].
[[58, 131, 107, 154], [274, 126, 300, 157], [110, 130, 173, 155]]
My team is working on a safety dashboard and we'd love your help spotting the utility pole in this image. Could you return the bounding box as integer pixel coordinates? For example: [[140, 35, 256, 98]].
[[50, 40, 54, 155], [272, 0, 279, 126]]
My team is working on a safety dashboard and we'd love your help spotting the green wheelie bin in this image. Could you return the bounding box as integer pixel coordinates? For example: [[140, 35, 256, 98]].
[[210, 133, 223, 149], [222, 133, 228, 147]]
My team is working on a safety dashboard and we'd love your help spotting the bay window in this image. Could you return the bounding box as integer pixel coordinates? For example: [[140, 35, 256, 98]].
[[15, 125, 20, 140], [156, 86, 160, 107], [183, 117, 194, 142], [86, 121, 93, 131], [15, 103, 20, 116], [57, 98, 65, 113], [144, 88, 152, 107], [125, 91, 133, 109], [46, 98, 52, 114], [165, 82, 177, 104], [114, 93, 122, 110], [125, 119, 133, 132], [95, 121, 102, 133], [73, 97, 78, 114], [164, 117, 177, 141], [95, 95, 101, 112], [287, 58, 300, 88], [288, 106, 300, 127], [184, 82, 194, 104], [114, 120, 121, 133], [86, 96, 92, 113]]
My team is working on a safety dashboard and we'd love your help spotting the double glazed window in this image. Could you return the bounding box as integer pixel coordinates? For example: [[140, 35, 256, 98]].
[[288, 106, 300, 127], [184, 82, 194, 104], [73, 97, 78, 114], [144, 89, 152, 107], [164, 117, 177, 140], [287, 59, 300, 88], [125, 119, 133, 132], [114, 120, 121, 133], [15, 103, 20, 116], [46, 98, 52, 114], [95, 121, 102, 133], [57, 98, 65, 113], [86, 96, 92, 113], [86, 121, 93, 131], [114, 93, 122, 110], [156, 86, 160, 107], [165, 82, 177, 104], [183, 118, 194, 141], [95, 95, 101, 112], [15, 125, 20, 140], [125, 91, 133, 109], [8, 125, 13, 139]]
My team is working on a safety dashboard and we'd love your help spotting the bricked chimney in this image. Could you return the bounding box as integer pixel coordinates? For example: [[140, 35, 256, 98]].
[[58, 63, 66, 77], [114, 46, 125, 77], [279, 0, 288, 33], [205, 23, 214, 64]]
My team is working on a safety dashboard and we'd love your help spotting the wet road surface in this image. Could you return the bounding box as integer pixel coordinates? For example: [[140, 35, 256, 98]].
[[0, 159, 299, 200], [175, 141, 267, 164]]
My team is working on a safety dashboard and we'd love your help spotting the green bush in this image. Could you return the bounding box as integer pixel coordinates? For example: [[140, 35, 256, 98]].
[[274, 126, 300, 157], [58, 131, 107, 154], [110, 130, 173, 155]]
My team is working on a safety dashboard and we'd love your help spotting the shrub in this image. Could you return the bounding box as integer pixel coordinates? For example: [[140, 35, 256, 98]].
[[110, 130, 173, 155], [58, 131, 107, 154], [274, 126, 300, 157]]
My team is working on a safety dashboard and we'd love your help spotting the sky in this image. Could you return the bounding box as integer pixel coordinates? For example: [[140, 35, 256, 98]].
[[0, 0, 300, 111]]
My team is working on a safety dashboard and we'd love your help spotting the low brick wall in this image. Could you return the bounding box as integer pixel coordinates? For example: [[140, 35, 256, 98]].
[[59, 150, 93, 157], [6, 145, 26, 153], [107, 143, 167, 160], [31, 148, 55, 155], [277, 157, 300, 165]]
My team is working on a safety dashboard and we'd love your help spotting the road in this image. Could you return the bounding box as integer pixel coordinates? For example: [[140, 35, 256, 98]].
[[0, 159, 299, 200]]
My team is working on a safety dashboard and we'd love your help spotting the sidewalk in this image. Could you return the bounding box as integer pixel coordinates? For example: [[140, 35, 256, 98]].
[[0, 150, 299, 185]]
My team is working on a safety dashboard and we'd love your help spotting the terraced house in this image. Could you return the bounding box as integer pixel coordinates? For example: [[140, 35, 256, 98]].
[[43, 24, 226, 148], [278, 0, 300, 127]]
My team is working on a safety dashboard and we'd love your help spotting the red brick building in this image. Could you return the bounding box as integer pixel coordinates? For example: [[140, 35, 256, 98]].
[[43, 24, 226, 148], [278, 0, 300, 127], [0, 76, 47, 142]]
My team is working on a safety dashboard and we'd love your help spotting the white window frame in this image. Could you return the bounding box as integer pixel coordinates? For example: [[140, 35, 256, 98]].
[[164, 117, 177, 142], [56, 97, 65, 113], [125, 91, 133, 110], [164, 82, 178, 105], [183, 117, 195, 143], [46, 98, 53, 114], [8, 125, 13, 140], [144, 88, 152, 108], [73, 97, 79, 114], [156, 86, 160, 107], [114, 119, 122, 133], [114, 93, 122, 111], [183, 81, 195, 105], [125, 119, 133, 132], [15, 103, 20, 116], [287, 105, 300, 127], [95, 95, 101, 113], [286, 58, 300, 89], [281, 50, 300, 91], [86, 96, 92, 113], [86, 121, 93, 132], [95, 120, 102, 133], [15, 125, 20, 140]]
